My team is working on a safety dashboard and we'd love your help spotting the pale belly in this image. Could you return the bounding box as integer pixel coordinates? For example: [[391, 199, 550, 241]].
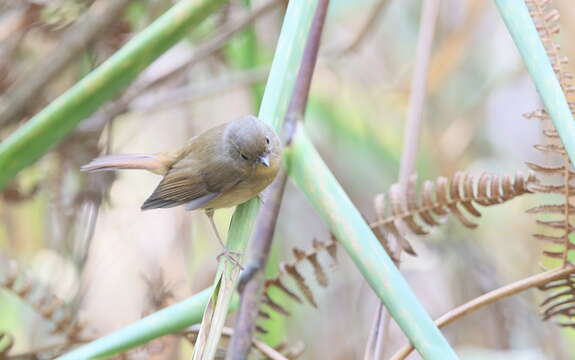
[[204, 162, 279, 209]]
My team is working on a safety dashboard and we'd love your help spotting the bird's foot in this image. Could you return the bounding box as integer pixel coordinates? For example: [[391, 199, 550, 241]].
[[216, 248, 244, 270]]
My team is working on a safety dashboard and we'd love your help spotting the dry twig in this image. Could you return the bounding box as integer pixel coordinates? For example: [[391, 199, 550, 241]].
[[227, 1, 330, 358], [390, 265, 575, 360]]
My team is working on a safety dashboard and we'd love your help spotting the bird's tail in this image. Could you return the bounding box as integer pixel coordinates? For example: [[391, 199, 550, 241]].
[[81, 154, 171, 175]]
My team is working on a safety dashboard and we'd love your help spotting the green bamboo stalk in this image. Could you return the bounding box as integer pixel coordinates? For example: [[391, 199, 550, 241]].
[[494, 0, 575, 165], [191, 1, 318, 358], [57, 289, 214, 359], [287, 127, 458, 360], [0, 0, 227, 190]]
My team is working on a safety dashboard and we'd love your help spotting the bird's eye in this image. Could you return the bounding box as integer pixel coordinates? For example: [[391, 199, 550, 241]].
[[265, 137, 270, 144], [240, 153, 248, 160]]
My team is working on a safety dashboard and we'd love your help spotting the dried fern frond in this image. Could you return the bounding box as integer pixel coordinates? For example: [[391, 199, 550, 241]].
[[526, 0, 575, 94], [539, 274, 575, 327], [525, 0, 575, 328], [524, 0, 575, 267], [0, 260, 85, 343], [258, 236, 337, 322], [369, 172, 536, 251]]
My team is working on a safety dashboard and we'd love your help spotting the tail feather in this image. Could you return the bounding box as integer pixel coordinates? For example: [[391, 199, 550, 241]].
[[81, 154, 169, 175]]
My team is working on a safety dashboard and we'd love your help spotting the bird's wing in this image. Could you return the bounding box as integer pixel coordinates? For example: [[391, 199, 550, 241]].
[[141, 128, 246, 210]]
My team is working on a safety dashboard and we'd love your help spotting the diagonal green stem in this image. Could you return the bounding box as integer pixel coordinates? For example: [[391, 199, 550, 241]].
[[494, 0, 575, 165], [0, 0, 227, 190], [57, 288, 216, 359], [190, 1, 319, 359], [287, 127, 458, 360]]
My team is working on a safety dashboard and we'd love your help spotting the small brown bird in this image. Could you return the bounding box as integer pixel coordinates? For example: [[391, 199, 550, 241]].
[[82, 115, 282, 262]]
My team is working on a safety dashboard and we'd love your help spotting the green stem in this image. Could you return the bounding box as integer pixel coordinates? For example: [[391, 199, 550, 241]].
[[190, 1, 319, 359], [0, 0, 227, 190], [57, 289, 217, 359], [287, 127, 458, 360], [494, 0, 575, 165]]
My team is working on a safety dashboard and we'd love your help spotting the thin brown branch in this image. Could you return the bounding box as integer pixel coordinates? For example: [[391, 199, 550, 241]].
[[338, 0, 390, 55], [398, 0, 440, 183], [390, 265, 575, 360], [364, 1, 440, 358], [130, 66, 270, 113], [226, 1, 330, 358], [0, 0, 134, 126]]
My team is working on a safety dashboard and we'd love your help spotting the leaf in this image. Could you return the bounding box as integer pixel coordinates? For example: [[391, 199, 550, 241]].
[[371, 171, 536, 239], [259, 237, 337, 323]]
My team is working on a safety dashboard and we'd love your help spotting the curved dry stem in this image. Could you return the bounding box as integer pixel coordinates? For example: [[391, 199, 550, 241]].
[[227, 0, 330, 357], [390, 265, 575, 360]]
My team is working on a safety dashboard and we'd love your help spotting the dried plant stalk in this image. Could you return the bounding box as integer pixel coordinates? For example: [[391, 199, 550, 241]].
[[370, 171, 537, 253]]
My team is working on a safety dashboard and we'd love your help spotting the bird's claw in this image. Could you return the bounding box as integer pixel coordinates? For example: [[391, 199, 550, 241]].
[[216, 249, 244, 270]]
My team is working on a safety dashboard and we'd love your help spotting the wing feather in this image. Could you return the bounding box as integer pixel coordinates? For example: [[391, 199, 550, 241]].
[[141, 125, 247, 210]]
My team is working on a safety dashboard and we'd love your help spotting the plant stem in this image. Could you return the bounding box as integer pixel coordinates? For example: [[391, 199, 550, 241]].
[[191, 1, 320, 359], [226, 1, 329, 358], [57, 288, 217, 359], [398, 0, 440, 183], [390, 265, 575, 360], [288, 129, 458, 359], [338, 0, 390, 55], [365, 1, 440, 358], [494, 0, 575, 166]]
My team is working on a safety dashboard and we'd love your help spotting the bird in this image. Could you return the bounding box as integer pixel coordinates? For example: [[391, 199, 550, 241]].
[[81, 115, 282, 265]]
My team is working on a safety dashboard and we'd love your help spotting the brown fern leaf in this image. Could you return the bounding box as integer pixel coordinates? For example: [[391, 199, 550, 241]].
[[0, 260, 85, 343], [539, 275, 575, 327], [525, 0, 575, 268], [370, 172, 536, 246], [259, 237, 337, 319], [525, 0, 575, 328]]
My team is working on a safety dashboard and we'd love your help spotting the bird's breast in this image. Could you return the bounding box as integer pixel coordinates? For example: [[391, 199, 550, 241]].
[[204, 158, 280, 209]]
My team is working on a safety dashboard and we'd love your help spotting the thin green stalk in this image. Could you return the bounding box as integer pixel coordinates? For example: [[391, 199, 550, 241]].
[[494, 0, 575, 165], [0, 0, 227, 190], [191, 1, 319, 359], [57, 289, 216, 359], [287, 127, 458, 360]]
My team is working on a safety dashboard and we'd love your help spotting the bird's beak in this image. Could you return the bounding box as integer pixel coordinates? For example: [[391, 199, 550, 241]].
[[259, 155, 270, 167]]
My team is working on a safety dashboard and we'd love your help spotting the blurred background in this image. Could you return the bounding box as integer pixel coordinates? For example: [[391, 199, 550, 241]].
[[0, 0, 574, 359]]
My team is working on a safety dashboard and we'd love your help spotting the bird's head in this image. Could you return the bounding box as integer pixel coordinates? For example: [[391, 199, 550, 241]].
[[224, 115, 281, 168]]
